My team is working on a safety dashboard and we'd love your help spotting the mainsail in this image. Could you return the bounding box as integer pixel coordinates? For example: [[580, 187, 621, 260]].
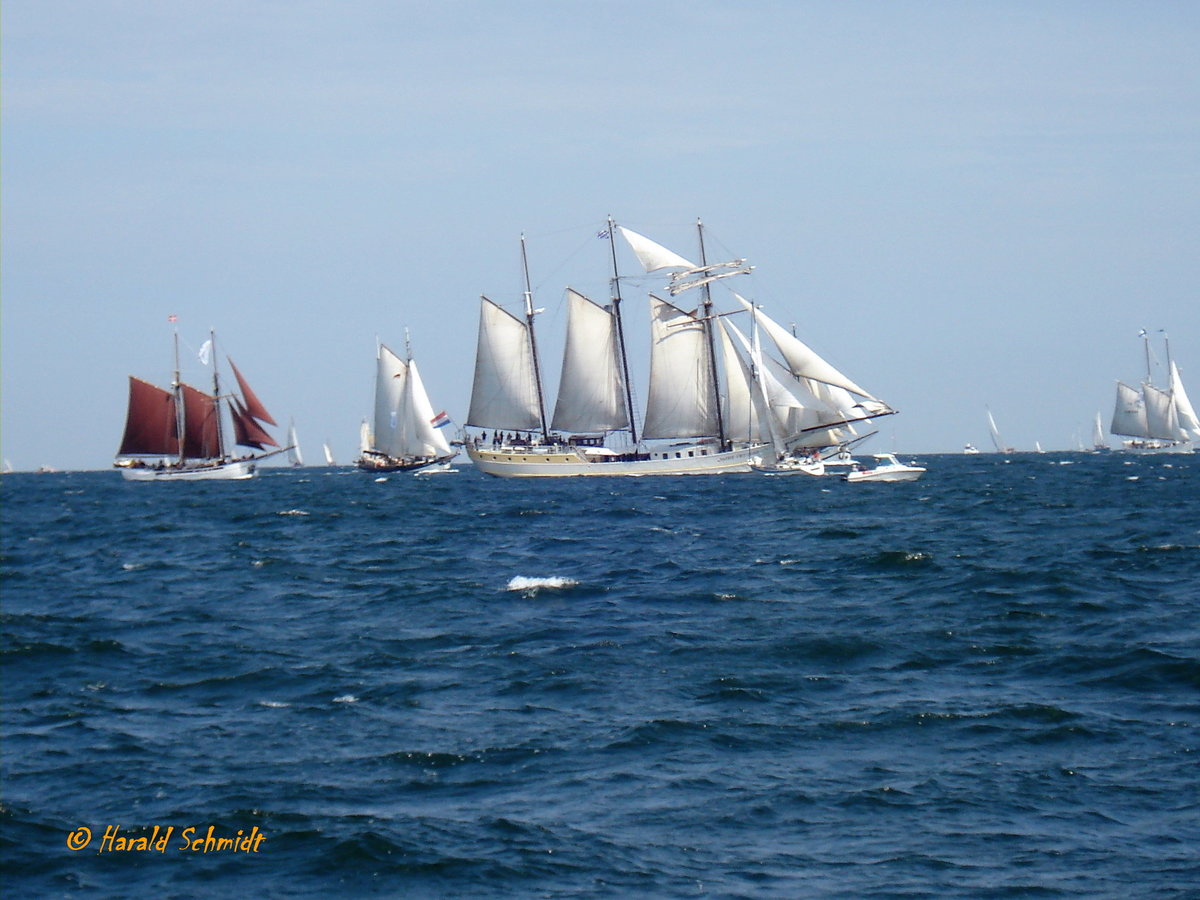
[[1143, 383, 1181, 441], [118, 377, 179, 456], [550, 289, 629, 433], [466, 298, 543, 432], [372, 344, 408, 458], [642, 295, 719, 440], [1111, 382, 1147, 437]]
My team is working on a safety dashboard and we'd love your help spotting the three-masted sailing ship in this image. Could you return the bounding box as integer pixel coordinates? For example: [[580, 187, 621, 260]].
[[1111, 331, 1199, 453], [464, 219, 894, 477], [356, 334, 457, 473], [114, 329, 287, 480]]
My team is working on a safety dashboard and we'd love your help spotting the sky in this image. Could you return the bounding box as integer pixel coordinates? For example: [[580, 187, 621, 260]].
[[3, 0, 1198, 470]]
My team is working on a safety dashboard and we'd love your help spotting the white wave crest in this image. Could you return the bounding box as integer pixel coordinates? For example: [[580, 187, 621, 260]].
[[277, 509, 310, 516], [506, 575, 580, 593], [333, 694, 359, 704]]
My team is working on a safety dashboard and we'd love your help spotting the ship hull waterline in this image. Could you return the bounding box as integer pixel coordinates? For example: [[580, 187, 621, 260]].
[[466, 443, 766, 477], [118, 459, 258, 481]]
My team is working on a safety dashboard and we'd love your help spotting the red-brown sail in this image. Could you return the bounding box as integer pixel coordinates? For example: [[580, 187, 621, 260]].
[[180, 384, 221, 460], [227, 357, 277, 426], [231, 397, 279, 450], [118, 377, 179, 456]]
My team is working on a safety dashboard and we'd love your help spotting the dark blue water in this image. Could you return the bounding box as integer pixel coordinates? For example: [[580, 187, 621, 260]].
[[3, 454, 1198, 898]]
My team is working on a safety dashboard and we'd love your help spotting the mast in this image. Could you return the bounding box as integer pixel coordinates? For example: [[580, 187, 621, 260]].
[[1142, 329, 1152, 385], [607, 215, 638, 444], [172, 329, 186, 464], [520, 234, 550, 442], [209, 329, 226, 460], [696, 219, 727, 449]]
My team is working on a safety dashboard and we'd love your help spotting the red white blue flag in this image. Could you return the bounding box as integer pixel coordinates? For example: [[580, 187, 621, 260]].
[[430, 411, 451, 429]]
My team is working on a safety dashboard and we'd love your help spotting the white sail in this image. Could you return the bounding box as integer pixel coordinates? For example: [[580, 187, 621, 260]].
[[723, 319, 863, 450], [1092, 411, 1107, 448], [397, 359, 454, 458], [718, 319, 765, 444], [466, 298, 542, 432], [1143, 383, 1183, 440], [1111, 382, 1148, 438], [550, 289, 630, 433], [642, 295, 719, 440], [287, 421, 304, 466], [1169, 361, 1200, 440], [373, 344, 409, 458], [359, 419, 372, 454], [617, 225, 696, 273], [986, 408, 1007, 452], [323, 442, 336, 466], [738, 296, 880, 401]]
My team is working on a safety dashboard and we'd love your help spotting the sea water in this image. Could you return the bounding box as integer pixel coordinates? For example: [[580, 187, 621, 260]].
[[2, 454, 1197, 897]]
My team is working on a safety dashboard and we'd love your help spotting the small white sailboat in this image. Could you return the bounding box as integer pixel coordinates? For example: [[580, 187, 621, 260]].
[[986, 408, 1015, 454], [844, 453, 926, 483], [1111, 331, 1198, 454], [323, 441, 336, 466], [1091, 412, 1109, 452], [114, 327, 289, 481], [287, 420, 304, 467], [357, 332, 457, 473]]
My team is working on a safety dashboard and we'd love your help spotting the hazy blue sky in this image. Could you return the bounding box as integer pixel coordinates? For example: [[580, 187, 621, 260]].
[[3, 1, 1198, 470]]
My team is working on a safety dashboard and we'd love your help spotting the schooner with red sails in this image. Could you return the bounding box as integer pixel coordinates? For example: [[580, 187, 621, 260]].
[[114, 326, 289, 481]]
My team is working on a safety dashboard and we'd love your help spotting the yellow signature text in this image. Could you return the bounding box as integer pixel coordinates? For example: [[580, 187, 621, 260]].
[[65, 825, 266, 854]]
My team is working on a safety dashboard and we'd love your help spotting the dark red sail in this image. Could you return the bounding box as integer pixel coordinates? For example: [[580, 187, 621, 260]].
[[118, 377, 179, 456], [227, 357, 278, 427], [231, 397, 279, 450], [180, 384, 221, 460]]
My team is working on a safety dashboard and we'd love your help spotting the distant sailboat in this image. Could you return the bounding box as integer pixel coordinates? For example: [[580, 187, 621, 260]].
[[323, 441, 336, 466], [2, 459, 12, 474], [986, 408, 1015, 454], [287, 420, 304, 467], [357, 333, 457, 473], [114, 327, 289, 481], [1111, 331, 1198, 454], [1091, 411, 1109, 452]]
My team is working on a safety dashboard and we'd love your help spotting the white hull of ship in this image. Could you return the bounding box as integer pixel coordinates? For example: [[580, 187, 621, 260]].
[[466, 442, 764, 477], [1119, 439, 1194, 454], [752, 457, 826, 476], [845, 467, 924, 483], [118, 459, 257, 481], [356, 453, 457, 473]]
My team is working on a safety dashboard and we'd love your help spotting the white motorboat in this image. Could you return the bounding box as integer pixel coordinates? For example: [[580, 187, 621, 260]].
[[844, 453, 926, 483]]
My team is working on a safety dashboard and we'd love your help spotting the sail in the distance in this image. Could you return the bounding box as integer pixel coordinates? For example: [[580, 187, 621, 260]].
[[114, 329, 287, 481], [358, 336, 456, 473], [1110, 332, 1197, 453]]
